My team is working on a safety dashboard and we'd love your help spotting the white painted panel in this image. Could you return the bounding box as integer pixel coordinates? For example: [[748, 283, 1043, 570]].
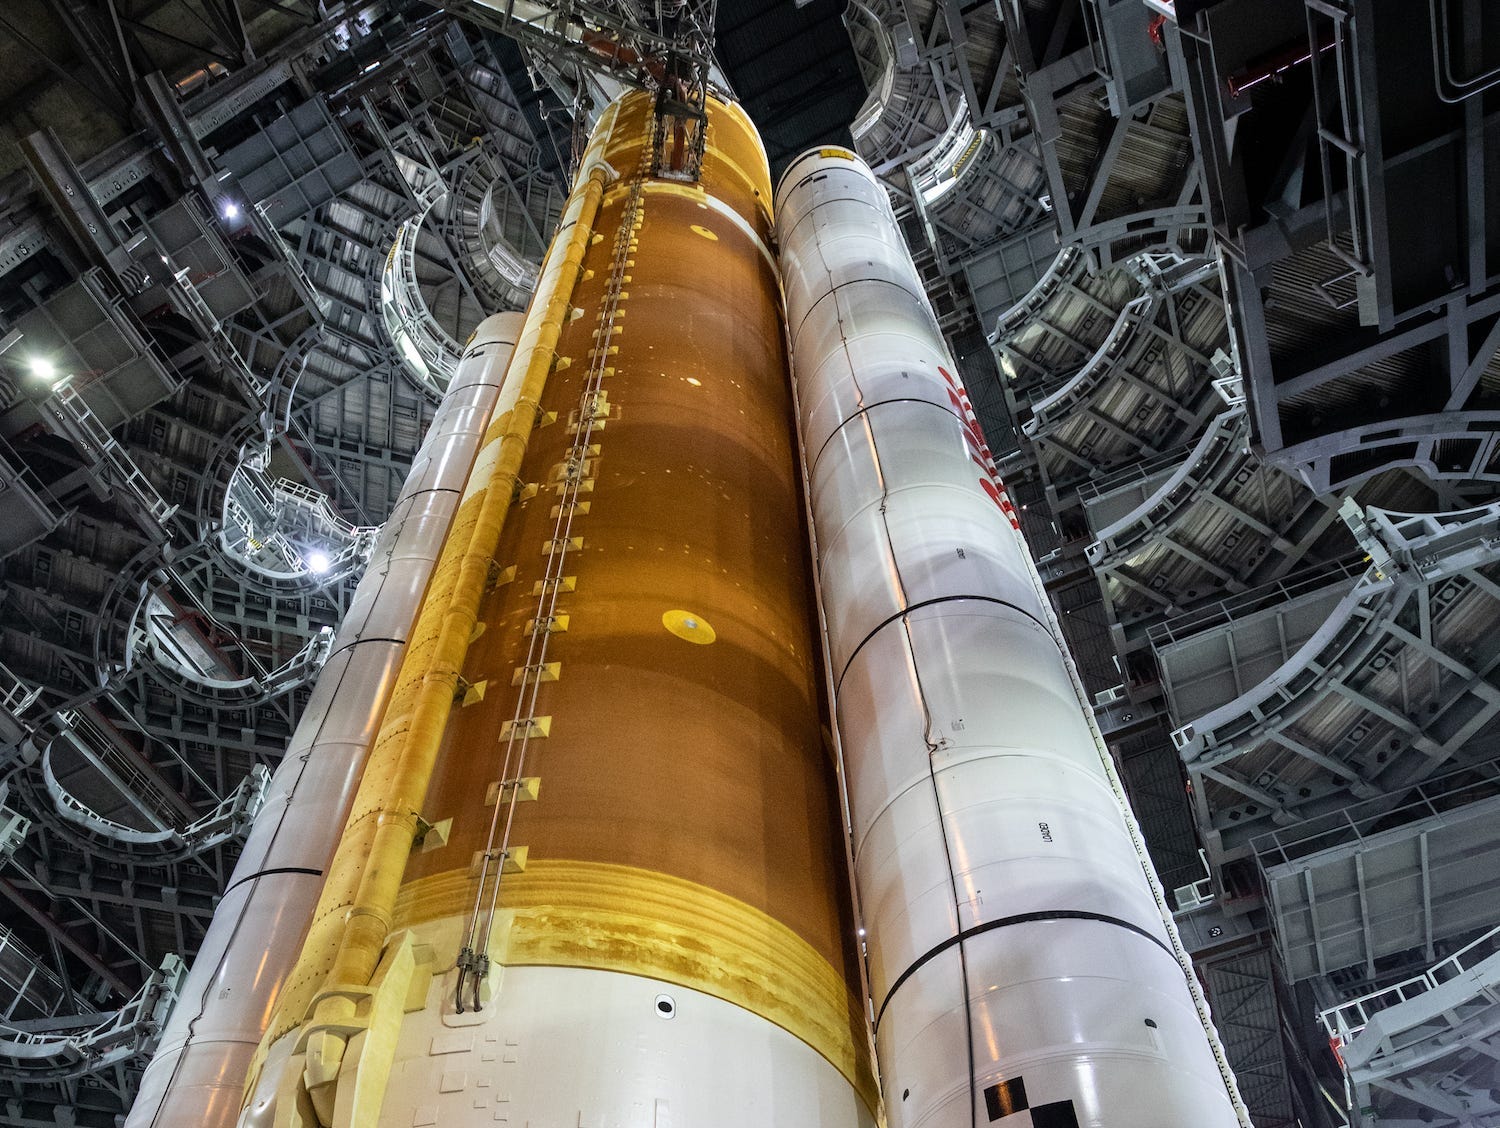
[[778, 149, 1245, 1127], [129, 312, 524, 1128], [374, 965, 876, 1128]]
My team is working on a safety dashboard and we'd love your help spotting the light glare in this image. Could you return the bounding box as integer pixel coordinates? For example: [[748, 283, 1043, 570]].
[[307, 551, 331, 574]]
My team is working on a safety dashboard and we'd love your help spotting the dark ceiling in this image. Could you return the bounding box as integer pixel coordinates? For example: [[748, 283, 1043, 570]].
[[481, 1, 867, 186], [714, 0, 868, 179]]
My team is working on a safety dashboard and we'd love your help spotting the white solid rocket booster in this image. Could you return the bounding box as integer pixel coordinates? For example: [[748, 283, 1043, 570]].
[[126, 315, 522, 1128], [776, 148, 1249, 1128]]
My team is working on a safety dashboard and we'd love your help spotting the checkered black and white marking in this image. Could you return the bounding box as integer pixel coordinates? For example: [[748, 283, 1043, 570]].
[[983, 1077, 1080, 1127]]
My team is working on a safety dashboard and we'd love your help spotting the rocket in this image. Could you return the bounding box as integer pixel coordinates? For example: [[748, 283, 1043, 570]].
[[129, 92, 1247, 1128], [126, 312, 525, 1128], [775, 150, 1250, 1127]]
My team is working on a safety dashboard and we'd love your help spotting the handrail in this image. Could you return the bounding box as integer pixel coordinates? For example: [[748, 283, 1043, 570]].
[[1251, 760, 1500, 870], [133, 602, 334, 702], [52, 711, 180, 831], [1319, 923, 1500, 1042], [221, 441, 379, 582], [1364, 502, 1500, 581], [1085, 408, 1246, 567], [464, 147, 543, 297], [992, 246, 1081, 342], [41, 736, 269, 858], [161, 261, 266, 405], [0, 436, 66, 543], [0, 661, 41, 720], [1169, 498, 1500, 759], [1126, 249, 1219, 293], [380, 182, 464, 393], [248, 199, 328, 316], [1023, 292, 1156, 437], [844, 1, 897, 142], [1146, 556, 1367, 647], [0, 924, 68, 1022], [1170, 566, 1389, 759], [0, 955, 184, 1082], [45, 383, 179, 535], [1078, 437, 1200, 503], [1428, 0, 1500, 103], [907, 96, 985, 205]]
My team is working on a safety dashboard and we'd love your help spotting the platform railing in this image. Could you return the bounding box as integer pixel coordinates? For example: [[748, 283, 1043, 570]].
[[1319, 923, 1500, 1045]]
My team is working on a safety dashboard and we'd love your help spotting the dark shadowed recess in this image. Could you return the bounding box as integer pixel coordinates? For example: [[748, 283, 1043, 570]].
[[715, 0, 868, 180]]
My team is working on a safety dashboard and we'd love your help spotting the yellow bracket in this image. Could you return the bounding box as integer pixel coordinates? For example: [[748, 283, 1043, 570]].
[[548, 460, 593, 483], [468, 846, 529, 877], [328, 935, 427, 1128], [485, 777, 542, 805], [512, 660, 561, 685], [498, 716, 551, 740], [524, 614, 569, 636], [485, 563, 516, 592], [415, 818, 452, 853]]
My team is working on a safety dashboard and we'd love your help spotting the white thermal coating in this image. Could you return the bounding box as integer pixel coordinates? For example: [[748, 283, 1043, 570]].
[[776, 149, 1247, 1128]]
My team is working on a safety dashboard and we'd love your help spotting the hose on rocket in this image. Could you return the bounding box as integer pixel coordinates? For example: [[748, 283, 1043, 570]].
[[238, 106, 621, 1128], [454, 115, 654, 1014]]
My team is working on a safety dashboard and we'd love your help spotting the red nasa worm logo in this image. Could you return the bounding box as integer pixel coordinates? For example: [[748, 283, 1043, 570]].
[[939, 365, 1020, 530]]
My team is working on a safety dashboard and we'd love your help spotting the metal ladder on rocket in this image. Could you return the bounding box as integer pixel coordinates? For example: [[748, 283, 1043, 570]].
[[454, 121, 653, 1013], [775, 146, 1253, 1128]]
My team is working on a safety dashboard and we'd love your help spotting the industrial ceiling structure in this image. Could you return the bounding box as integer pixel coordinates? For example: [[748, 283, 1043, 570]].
[[0, 1, 1495, 1125]]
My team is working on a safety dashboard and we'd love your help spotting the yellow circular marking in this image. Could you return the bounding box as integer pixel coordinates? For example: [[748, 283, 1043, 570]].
[[662, 609, 716, 644], [689, 224, 718, 241]]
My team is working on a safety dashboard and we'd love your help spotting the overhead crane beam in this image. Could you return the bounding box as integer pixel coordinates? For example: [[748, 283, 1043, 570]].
[[445, 0, 721, 176]]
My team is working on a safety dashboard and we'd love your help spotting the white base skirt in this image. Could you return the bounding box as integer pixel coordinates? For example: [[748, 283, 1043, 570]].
[[243, 963, 876, 1128]]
